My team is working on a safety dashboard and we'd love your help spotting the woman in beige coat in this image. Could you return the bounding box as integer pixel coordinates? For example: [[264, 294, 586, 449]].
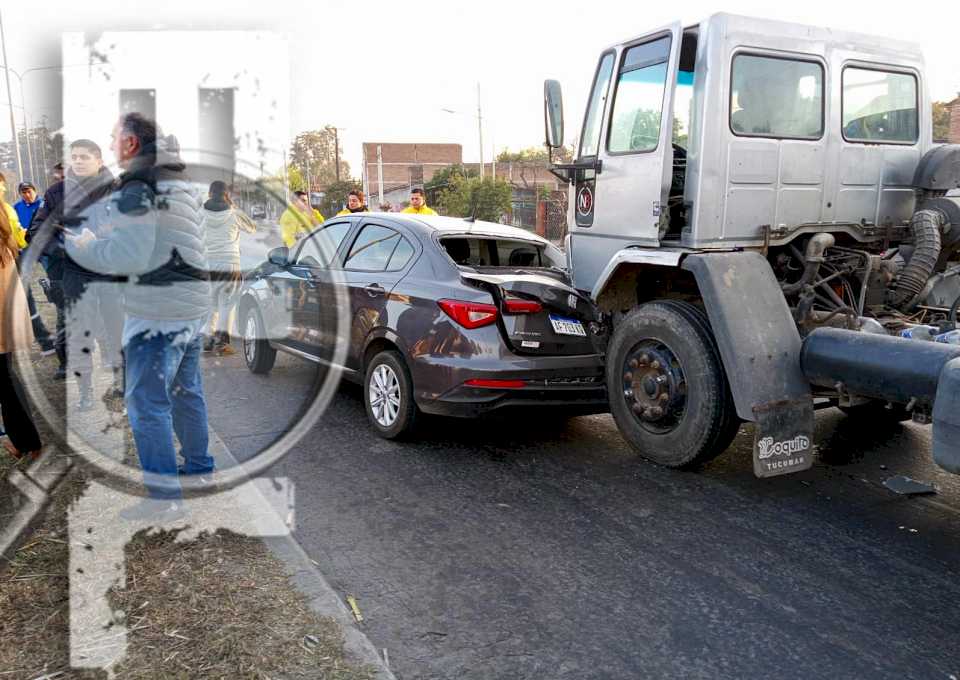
[[0, 172, 42, 460]]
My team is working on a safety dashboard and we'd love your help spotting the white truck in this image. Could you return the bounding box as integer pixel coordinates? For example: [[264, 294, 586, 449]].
[[542, 13, 960, 477]]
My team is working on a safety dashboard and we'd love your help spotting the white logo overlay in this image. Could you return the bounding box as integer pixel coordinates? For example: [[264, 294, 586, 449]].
[[758, 435, 811, 460]]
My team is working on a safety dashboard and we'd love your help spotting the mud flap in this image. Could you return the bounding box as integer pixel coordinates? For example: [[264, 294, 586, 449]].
[[682, 252, 815, 478], [752, 399, 815, 478]]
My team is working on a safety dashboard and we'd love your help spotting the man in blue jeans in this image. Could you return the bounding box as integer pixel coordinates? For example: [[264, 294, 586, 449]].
[[67, 113, 213, 518]]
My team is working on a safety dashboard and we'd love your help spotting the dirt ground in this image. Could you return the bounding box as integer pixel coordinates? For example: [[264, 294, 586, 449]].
[[2, 278, 374, 679]]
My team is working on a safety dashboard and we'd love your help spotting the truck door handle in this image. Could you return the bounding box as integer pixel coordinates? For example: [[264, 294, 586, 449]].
[[364, 283, 385, 297]]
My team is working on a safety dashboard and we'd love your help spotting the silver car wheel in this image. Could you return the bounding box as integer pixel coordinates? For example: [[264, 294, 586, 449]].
[[243, 313, 258, 364], [369, 364, 401, 427]]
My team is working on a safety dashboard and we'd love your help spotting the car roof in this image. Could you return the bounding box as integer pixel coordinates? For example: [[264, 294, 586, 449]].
[[333, 212, 554, 245]]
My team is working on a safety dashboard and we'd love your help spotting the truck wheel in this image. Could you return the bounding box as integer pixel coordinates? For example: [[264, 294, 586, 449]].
[[242, 306, 276, 375], [607, 300, 738, 468]]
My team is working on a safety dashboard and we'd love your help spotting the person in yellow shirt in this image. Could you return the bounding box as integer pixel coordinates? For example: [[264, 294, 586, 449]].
[[336, 189, 369, 216], [279, 191, 323, 247], [401, 187, 437, 215]]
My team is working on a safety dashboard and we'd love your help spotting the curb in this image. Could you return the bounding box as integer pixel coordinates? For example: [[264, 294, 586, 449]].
[[1, 415, 394, 677], [0, 449, 73, 563], [208, 432, 397, 679]]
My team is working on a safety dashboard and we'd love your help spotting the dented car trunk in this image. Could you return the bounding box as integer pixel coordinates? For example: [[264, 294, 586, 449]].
[[460, 271, 604, 356]]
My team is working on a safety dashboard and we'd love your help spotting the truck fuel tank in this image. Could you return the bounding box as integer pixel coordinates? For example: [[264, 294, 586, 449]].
[[800, 327, 960, 473]]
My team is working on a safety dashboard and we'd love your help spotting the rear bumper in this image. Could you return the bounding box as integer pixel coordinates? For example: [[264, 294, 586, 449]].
[[412, 353, 608, 417]]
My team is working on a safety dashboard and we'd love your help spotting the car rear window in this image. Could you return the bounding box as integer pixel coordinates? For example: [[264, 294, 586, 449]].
[[440, 237, 564, 270]]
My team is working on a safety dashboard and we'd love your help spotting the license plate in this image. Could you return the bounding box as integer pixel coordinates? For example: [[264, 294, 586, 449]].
[[549, 315, 586, 337]]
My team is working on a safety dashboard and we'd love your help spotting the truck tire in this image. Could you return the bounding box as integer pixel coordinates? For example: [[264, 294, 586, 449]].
[[607, 300, 738, 469]]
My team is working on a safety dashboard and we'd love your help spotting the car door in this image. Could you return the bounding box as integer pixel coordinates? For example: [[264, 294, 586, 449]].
[[341, 219, 418, 371], [568, 23, 683, 291], [279, 220, 352, 357]]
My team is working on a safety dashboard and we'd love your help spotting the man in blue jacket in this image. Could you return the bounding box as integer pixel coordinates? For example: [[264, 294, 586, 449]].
[[12, 181, 56, 357], [13, 182, 42, 227]]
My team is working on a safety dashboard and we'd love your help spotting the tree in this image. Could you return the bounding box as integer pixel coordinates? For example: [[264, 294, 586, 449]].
[[289, 126, 350, 190], [287, 165, 307, 192], [933, 101, 952, 143], [437, 174, 512, 222], [424, 164, 477, 207], [497, 144, 574, 164]]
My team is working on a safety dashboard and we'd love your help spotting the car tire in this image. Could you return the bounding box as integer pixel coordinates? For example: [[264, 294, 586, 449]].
[[242, 305, 277, 375], [364, 350, 418, 439], [607, 300, 738, 469]]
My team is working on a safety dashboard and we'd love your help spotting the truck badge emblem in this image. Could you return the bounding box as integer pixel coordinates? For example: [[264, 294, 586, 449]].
[[576, 186, 593, 216]]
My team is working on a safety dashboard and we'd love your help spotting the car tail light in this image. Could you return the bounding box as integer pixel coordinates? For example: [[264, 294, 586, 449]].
[[503, 298, 543, 314], [465, 379, 526, 389], [438, 299, 499, 329]]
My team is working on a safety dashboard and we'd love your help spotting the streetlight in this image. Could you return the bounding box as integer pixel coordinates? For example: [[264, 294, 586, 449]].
[[0, 61, 91, 182], [0, 8, 23, 179], [440, 81, 487, 179]]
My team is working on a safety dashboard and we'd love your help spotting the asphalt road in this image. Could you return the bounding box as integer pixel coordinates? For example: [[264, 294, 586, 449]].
[[200, 346, 960, 680]]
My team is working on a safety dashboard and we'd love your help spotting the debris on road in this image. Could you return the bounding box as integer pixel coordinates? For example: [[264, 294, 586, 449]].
[[883, 476, 938, 496], [347, 595, 364, 623]]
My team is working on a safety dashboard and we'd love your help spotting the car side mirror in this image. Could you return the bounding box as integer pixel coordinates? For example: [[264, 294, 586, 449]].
[[268, 246, 289, 267], [543, 79, 564, 149]]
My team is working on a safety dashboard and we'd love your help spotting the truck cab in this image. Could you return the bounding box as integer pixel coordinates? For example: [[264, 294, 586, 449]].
[[544, 13, 960, 477]]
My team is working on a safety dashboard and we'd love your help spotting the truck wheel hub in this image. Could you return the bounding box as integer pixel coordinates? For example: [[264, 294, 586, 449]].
[[623, 341, 686, 432]]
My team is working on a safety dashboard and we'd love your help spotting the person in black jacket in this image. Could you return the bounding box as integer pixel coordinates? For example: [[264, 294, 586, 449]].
[[30, 140, 118, 406]]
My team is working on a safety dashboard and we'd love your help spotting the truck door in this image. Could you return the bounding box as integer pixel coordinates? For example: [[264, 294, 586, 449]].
[[569, 23, 683, 292]]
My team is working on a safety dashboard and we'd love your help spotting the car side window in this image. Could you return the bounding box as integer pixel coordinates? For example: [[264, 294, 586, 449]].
[[344, 224, 406, 272], [386, 236, 415, 271], [295, 221, 350, 267]]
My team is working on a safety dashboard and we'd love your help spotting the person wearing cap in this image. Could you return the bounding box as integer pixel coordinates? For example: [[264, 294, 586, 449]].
[[401, 187, 437, 215], [13, 182, 43, 229], [336, 189, 369, 216]]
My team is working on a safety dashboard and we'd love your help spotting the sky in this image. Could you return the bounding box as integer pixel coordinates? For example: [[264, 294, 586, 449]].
[[1, 0, 959, 178]]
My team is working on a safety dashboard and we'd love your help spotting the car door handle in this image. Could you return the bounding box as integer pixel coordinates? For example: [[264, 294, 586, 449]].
[[364, 283, 385, 298]]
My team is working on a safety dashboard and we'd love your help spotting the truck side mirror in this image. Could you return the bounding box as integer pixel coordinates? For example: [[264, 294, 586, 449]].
[[543, 79, 564, 149]]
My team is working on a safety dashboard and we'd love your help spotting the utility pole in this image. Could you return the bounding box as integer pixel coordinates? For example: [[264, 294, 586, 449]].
[[491, 128, 496, 182], [334, 127, 340, 182], [376, 144, 384, 209], [477, 82, 484, 180], [0, 8, 24, 180], [23, 112, 34, 182], [38, 115, 47, 191]]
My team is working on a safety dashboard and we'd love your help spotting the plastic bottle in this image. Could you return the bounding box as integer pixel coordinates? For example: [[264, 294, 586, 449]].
[[900, 325, 939, 341], [935, 329, 960, 345]]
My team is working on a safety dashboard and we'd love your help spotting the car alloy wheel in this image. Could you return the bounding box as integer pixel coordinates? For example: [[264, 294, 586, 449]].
[[369, 363, 402, 427], [243, 313, 258, 364]]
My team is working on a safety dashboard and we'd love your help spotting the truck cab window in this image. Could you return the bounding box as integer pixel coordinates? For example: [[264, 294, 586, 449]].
[[730, 54, 823, 139], [578, 52, 615, 159], [842, 67, 918, 144], [607, 36, 672, 154]]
